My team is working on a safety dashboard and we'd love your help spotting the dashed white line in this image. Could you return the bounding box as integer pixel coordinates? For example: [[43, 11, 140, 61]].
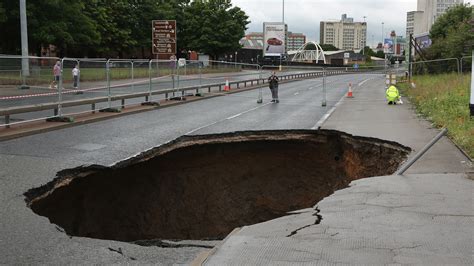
[[185, 102, 272, 135], [358, 78, 371, 87], [311, 77, 372, 130]]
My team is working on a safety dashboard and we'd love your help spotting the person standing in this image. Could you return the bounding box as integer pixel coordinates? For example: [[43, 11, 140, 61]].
[[72, 64, 80, 89], [268, 71, 279, 103], [50, 60, 61, 89]]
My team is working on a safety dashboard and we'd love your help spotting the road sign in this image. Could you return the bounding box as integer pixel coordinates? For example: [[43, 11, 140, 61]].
[[152, 20, 176, 55]]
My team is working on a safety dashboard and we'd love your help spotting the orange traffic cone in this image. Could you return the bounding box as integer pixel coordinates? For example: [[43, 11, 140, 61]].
[[224, 79, 230, 91], [346, 83, 354, 98]]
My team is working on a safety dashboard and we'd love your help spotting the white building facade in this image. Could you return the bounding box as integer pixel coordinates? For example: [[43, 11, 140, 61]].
[[320, 14, 367, 51], [407, 0, 464, 37]]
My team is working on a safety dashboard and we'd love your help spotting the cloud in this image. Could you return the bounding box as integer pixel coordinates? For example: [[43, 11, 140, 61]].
[[232, 0, 418, 46]]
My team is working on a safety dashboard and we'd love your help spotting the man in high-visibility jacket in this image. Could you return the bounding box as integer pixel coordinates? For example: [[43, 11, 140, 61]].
[[386, 85, 401, 105]]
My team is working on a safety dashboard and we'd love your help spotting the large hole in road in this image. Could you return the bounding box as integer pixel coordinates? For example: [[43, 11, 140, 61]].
[[25, 130, 410, 242]]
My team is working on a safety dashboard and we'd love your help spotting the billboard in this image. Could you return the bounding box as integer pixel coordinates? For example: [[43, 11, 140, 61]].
[[384, 38, 394, 54], [414, 33, 432, 50], [263, 22, 287, 56]]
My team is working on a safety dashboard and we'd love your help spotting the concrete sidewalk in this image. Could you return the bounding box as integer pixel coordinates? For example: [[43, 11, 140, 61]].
[[203, 77, 473, 265]]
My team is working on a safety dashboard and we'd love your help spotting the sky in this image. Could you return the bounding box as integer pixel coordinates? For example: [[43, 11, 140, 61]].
[[231, 0, 419, 47]]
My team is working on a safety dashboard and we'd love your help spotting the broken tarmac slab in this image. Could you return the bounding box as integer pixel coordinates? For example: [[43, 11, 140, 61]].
[[203, 173, 474, 265]]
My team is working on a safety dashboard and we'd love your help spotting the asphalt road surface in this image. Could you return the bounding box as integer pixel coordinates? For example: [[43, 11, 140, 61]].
[[0, 69, 320, 124], [0, 73, 382, 264]]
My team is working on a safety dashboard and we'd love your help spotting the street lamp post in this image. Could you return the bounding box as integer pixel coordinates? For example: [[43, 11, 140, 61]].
[[20, 0, 30, 83], [282, 0, 285, 23], [235, 51, 238, 68], [381, 22, 385, 45]]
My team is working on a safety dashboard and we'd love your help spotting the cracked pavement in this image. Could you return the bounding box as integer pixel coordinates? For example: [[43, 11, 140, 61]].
[[203, 77, 473, 265]]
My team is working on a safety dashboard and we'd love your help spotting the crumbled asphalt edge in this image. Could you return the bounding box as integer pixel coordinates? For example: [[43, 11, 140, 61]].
[[286, 207, 323, 237], [21, 129, 411, 243], [131, 239, 215, 249], [23, 129, 411, 205], [107, 247, 137, 261], [23, 165, 108, 206]]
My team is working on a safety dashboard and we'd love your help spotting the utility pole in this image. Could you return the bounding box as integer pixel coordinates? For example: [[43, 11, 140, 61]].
[[20, 0, 30, 80], [470, 50, 474, 116], [408, 33, 413, 81]]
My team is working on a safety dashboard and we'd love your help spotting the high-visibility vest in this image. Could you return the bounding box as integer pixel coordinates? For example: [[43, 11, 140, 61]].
[[386, 85, 399, 101]]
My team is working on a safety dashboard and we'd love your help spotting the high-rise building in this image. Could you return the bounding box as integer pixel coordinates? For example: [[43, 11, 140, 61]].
[[407, 0, 463, 37], [320, 14, 367, 51], [287, 32, 306, 51]]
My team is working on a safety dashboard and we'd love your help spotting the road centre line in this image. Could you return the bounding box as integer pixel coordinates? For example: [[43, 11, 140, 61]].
[[184, 102, 272, 135], [199, 75, 362, 132], [311, 77, 372, 130]]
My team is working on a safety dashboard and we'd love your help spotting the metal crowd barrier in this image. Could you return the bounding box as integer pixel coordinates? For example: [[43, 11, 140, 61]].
[[0, 59, 385, 128]]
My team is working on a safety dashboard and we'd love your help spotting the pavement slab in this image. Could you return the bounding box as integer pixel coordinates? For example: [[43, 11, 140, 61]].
[[204, 173, 473, 265], [203, 77, 473, 265]]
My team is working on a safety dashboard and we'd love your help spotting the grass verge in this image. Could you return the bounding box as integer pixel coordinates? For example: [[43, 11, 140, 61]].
[[398, 73, 473, 159]]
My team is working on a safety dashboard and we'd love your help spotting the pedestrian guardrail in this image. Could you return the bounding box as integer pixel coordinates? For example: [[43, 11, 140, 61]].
[[0, 55, 385, 128]]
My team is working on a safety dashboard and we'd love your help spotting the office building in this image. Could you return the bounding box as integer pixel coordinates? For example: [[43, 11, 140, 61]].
[[287, 32, 306, 51], [320, 14, 367, 51], [407, 0, 464, 37]]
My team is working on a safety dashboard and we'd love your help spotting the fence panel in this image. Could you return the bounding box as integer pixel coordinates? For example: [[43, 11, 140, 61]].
[[410, 58, 460, 76], [0, 56, 62, 124], [461, 56, 472, 74]]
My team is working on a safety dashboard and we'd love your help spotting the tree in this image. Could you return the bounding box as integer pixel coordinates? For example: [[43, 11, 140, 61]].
[[360, 46, 376, 56], [0, 0, 101, 56], [427, 4, 473, 59], [319, 44, 338, 51], [0, 0, 249, 58], [0, 2, 6, 23], [182, 0, 249, 59], [375, 50, 385, 59]]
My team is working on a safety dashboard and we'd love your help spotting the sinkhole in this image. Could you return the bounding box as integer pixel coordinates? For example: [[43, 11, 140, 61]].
[[25, 130, 410, 242]]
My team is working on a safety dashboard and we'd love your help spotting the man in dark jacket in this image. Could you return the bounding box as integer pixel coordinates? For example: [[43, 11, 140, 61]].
[[268, 71, 279, 103]]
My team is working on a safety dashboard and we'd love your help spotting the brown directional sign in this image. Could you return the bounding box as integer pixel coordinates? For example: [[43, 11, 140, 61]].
[[152, 20, 177, 55]]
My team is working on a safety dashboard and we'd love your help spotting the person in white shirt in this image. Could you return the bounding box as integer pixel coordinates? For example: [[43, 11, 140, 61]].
[[72, 65, 80, 89]]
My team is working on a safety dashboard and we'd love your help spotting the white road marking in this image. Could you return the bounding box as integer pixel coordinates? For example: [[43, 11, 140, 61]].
[[294, 92, 299, 95], [358, 78, 371, 87], [185, 102, 272, 135], [312, 76, 373, 130]]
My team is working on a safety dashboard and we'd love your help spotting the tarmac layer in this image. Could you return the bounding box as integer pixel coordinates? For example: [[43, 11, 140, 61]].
[[203, 78, 473, 265], [26, 130, 410, 242], [0, 74, 390, 264], [204, 173, 473, 265]]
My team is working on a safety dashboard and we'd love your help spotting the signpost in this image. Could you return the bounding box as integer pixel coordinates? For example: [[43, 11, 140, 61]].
[[152, 20, 177, 58]]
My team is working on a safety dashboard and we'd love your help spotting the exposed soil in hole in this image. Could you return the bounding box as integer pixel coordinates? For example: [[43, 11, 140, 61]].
[[25, 130, 410, 242]]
